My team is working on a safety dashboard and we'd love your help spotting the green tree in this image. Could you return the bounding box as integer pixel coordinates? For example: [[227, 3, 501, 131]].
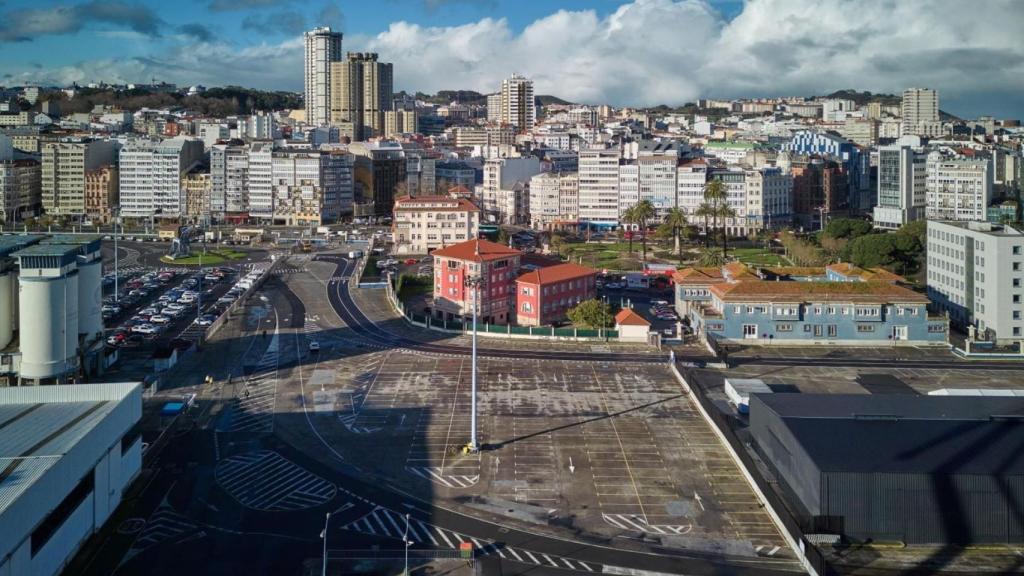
[[496, 228, 510, 246], [663, 207, 688, 263], [822, 218, 873, 240], [697, 247, 727, 267], [847, 234, 896, 268], [567, 299, 613, 328], [620, 206, 637, 255], [632, 200, 656, 262], [717, 203, 737, 259], [703, 179, 728, 251], [695, 203, 715, 248]]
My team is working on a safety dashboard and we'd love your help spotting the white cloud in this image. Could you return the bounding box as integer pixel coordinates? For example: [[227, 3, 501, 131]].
[[10, 0, 1024, 117]]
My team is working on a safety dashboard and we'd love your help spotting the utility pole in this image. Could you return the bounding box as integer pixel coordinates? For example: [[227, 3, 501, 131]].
[[464, 273, 481, 453], [113, 206, 120, 303], [403, 513, 411, 575], [320, 512, 331, 576]]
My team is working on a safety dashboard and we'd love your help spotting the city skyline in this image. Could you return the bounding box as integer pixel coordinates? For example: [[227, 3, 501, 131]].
[[0, 0, 1021, 119]]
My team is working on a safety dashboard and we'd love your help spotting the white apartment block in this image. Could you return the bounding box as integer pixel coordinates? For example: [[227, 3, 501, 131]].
[[637, 155, 678, 217], [925, 152, 992, 222], [617, 163, 639, 221], [118, 138, 204, 218], [209, 143, 249, 217], [480, 157, 541, 221], [248, 142, 274, 219], [677, 159, 708, 217], [927, 220, 1024, 343], [486, 93, 502, 123], [238, 111, 278, 140], [744, 166, 793, 230], [393, 196, 480, 254], [304, 27, 343, 126], [577, 148, 621, 226], [558, 172, 579, 223], [873, 145, 927, 230], [529, 172, 560, 228]]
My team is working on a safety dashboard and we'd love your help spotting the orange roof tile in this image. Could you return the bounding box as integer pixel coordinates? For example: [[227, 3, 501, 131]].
[[517, 263, 597, 286], [431, 239, 521, 263], [826, 263, 903, 282], [672, 267, 725, 284], [394, 195, 480, 212], [709, 280, 928, 304], [615, 308, 651, 326]]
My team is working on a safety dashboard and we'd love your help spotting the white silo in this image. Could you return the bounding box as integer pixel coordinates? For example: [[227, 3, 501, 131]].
[[13, 244, 80, 382], [75, 254, 102, 342], [0, 270, 13, 350]]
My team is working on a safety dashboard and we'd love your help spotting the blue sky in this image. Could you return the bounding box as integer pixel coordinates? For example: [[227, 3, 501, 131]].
[[0, 0, 1020, 119]]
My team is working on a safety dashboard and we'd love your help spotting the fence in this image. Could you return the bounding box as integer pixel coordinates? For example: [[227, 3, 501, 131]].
[[670, 363, 834, 576], [203, 255, 287, 343], [384, 276, 619, 341]]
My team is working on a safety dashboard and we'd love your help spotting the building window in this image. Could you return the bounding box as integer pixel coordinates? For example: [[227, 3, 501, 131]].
[[708, 323, 724, 331], [827, 324, 837, 337], [776, 323, 793, 332], [803, 324, 812, 332], [857, 324, 875, 332], [929, 324, 947, 333], [1015, 246, 1022, 255]]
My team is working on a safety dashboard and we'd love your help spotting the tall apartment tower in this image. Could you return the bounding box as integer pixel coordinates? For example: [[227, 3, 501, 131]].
[[329, 52, 393, 141], [304, 27, 343, 126], [901, 88, 939, 137], [500, 74, 535, 131], [873, 145, 927, 230]]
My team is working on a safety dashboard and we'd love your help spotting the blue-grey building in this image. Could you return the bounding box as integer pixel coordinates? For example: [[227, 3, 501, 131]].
[[675, 262, 948, 346]]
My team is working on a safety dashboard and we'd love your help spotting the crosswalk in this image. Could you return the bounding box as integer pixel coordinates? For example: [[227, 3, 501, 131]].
[[602, 513, 692, 536], [756, 544, 783, 557], [214, 450, 337, 511], [131, 506, 201, 551], [222, 331, 279, 434], [340, 506, 600, 572], [337, 412, 380, 435], [406, 466, 480, 489]]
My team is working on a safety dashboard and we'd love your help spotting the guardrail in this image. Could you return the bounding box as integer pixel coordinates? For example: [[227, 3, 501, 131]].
[[382, 276, 619, 342], [670, 363, 832, 576], [203, 256, 287, 343]]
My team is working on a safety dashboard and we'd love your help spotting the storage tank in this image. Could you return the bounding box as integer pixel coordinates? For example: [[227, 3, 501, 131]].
[[0, 271, 12, 350], [18, 275, 71, 380], [65, 270, 80, 365], [77, 256, 103, 342]]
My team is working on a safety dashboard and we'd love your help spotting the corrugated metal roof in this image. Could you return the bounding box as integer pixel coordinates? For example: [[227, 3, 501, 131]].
[[753, 394, 1024, 475]]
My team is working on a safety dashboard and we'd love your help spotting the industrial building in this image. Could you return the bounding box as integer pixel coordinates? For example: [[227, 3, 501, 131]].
[[750, 393, 1024, 544], [0, 382, 142, 576], [0, 234, 106, 385]]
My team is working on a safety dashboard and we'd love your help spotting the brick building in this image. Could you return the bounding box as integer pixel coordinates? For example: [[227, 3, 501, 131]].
[[432, 239, 521, 324], [514, 263, 597, 326], [83, 166, 118, 225]]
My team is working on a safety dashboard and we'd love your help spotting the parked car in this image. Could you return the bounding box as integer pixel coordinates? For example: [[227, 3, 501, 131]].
[[150, 315, 171, 324], [131, 324, 158, 334], [309, 340, 320, 352]]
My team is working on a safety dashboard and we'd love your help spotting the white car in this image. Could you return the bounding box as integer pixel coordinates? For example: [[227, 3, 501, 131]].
[[150, 315, 171, 324], [309, 341, 320, 352], [131, 324, 158, 334]]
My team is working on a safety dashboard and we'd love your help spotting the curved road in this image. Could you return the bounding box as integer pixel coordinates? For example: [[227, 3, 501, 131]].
[[320, 255, 669, 363]]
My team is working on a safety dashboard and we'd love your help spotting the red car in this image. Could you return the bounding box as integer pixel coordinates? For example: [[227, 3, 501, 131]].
[[403, 258, 418, 265]]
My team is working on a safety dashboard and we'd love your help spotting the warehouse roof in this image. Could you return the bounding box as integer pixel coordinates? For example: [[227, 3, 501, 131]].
[[0, 383, 140, 562], [753, 394, 1024, 475], [0, 234, 44, 258]]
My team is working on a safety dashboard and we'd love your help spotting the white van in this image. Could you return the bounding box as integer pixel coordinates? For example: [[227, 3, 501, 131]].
[[348, 250, 364, 259]]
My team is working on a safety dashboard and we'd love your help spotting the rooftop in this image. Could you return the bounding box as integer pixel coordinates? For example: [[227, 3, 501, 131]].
[[753, 394, 1024, 475], [394, 195, 479, 212], [710, 280, 929, 304], [0, 234, 44, 258], [517, 262, 597, 286], [430, 239, 521, 263], [615, 307, 650, 327]]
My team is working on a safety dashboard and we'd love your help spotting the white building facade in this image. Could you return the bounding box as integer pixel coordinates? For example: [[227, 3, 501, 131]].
[[873, 145, 927, 230], [924, 153, 993, 222], [118, 138, 203, 218]]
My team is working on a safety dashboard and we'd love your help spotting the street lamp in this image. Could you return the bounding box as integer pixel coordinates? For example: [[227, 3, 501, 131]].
[[320, 512, 331, 576], [113, 206, 120, 303], [403, 513, 411, 576], [464, 273, 482, 453]]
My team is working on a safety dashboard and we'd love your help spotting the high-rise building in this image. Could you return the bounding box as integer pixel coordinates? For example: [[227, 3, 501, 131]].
[[304, 27, 343, 126], [529, 172, 562, 228], [118, 138, 204, 218], [901, 88, 940, 137], [269, 149, 353, 225], [210, 142, 250, 219], [349, 141, 406, 217], [84, 166, 118, 225], [577, 148, 621, 226], [927, 220, 1024, 343], [182, 168, 212, 223], [330, 52, 393, 141], [873, 145, 927, 230], [925, 152, 993, 222], [41, 138, 118, 216], [676, 158, 708, 218], [486, 93, 502, 123], [636, 140, 682, 218], [500, 74, 535, 131], [383, 109, 417, 138]]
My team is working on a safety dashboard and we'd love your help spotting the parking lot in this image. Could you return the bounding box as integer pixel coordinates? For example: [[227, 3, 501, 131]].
[[297, 350, 792, 558]]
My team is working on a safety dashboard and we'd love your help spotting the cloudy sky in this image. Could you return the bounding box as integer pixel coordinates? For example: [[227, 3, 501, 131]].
[[1, 0, 1021, 118]]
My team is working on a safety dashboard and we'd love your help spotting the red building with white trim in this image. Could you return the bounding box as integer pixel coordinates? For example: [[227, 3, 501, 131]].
[[432, 239, 521, 324], [515, 263, 598, 326]]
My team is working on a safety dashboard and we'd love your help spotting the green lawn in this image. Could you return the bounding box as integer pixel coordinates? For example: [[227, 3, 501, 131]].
[[732, 247, 789, 267], [558, 240, 658, 271]]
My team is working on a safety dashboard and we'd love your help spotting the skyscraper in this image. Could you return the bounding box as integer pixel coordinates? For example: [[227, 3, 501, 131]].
[[304, 27, 343, 126], [901, 88, 940, 137], [330, 52, 394, 141], [500, 74, 535, 131]]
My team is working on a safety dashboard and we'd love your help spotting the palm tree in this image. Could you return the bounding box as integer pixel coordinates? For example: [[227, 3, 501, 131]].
[[620, 206, 637, 255], [717, 203, 738, 259], [697, 247, 727, 267], [703, 179, 728, 251], [663, 207, 688, 263], [632, 200, 656, 262], [695, 203, 715, 248]]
